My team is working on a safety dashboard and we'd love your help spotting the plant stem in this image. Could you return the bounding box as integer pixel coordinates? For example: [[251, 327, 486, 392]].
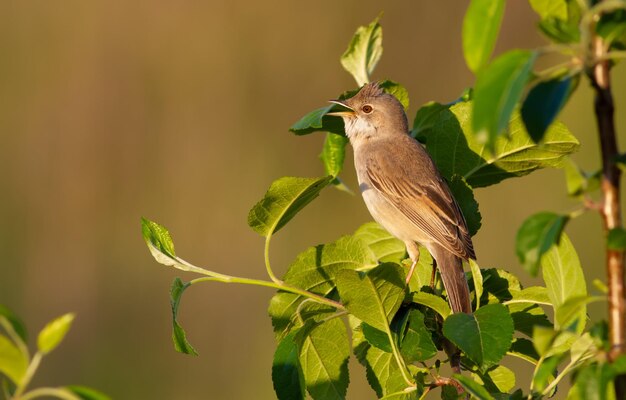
[[189, 276, 345, 311], [264, 236, 282, 284], [18, 387, 81, 400], [589, 24, 626, 397], [13, 352, 43, 397]]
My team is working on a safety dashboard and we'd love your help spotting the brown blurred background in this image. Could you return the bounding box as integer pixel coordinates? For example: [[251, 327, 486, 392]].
[[0, 1, 624, 399]]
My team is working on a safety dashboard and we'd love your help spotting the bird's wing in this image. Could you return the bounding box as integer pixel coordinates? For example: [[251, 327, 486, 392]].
[[365, 142, 475, 260]]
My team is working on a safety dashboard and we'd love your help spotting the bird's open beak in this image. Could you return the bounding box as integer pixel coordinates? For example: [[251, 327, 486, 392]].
[[326, 100, 355, 117]]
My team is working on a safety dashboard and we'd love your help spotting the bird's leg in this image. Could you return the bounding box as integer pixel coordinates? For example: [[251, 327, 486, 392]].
[[405, 242, 420, 285]]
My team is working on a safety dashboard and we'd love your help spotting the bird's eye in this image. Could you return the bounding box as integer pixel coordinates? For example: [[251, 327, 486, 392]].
[[362, 105, 373, 113]]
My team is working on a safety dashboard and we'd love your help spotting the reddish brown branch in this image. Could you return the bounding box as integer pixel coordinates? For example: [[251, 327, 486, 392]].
[[590, 33, 625, 395]]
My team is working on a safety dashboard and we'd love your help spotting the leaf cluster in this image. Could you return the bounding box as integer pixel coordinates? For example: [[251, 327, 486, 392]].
[[0, 306, 109, 400]]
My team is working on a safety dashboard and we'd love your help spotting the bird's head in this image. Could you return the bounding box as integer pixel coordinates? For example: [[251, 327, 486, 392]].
[[327, 82, 408, 142]]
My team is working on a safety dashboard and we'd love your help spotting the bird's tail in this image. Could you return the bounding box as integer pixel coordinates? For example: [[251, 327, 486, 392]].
[[433, 247, 472, 314]]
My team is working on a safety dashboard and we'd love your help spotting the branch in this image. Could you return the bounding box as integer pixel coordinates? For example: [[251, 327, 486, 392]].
[[589, 22, 626, 397]]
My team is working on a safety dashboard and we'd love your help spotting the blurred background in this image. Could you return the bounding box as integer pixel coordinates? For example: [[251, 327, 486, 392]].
[[0, 1, 624, 399]]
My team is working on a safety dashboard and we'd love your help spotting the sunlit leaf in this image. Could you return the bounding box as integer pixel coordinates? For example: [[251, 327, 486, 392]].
[[353, 222, 406, 264], [541, 233, 587, 332], [0, 334, 28, 384], [420, 101, 580, 188], [340, 15, 383, 86], [411, 292, 451, 319], [516, 212, 569, 276], [336, 263, 405, 332], [469, 260, 483, 310], [473, 50, 537, 149], [37, 313, 75, 355], [462, 0, 506, 72], [297, 319, 350, 400], [529, 0, 567, 20], [248, 176, 333, 237]]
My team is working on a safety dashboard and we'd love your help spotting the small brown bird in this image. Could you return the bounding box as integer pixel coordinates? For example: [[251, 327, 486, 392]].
[[328, 82, 474, 314]]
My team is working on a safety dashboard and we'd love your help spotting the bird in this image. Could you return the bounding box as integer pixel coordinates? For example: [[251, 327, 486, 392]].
[[327, 82, 475, 314]]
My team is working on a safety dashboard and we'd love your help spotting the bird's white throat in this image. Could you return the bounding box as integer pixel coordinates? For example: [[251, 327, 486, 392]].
[[343, 116, 375, 141]]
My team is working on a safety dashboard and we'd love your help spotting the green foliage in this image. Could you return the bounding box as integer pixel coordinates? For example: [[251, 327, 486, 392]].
[[516, 212, 569, 276], [462, 0, 505, 72], [340, 15, 383, 86], [472, 50, 537, 149], [0, 306, 108, 399], [247, 176, 333, 237], [37, 313, 74, 355], [417, 101, 579, 188], [141, 4, 626, 399], [443, 304, 514, 371]]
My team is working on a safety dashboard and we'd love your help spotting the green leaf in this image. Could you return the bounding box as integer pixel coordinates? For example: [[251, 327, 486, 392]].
[[399, 309, 437, 363], [453, 374, 495, 400], [541, 233, 587, 332], [169, 278, 197, 355], [336, 263, 405, 332], [411, 101, 448, 141], [598, 9, 626, 49], [362, 322, 393, 353], [421, 101, 580, 188], [506, 286, 551, 306], [443, 304, 513, 371], [0, 334, 28, 384], [320, 133, 349, 192], [320, 133, 348, 178], [0, 306, 27, 343], [297, 319, 350, 400], [563, 158, 601, 197], [340, 15, 383, 86], [555, 295, 603, 332], [528, 0, 568, 20], [473, 50, 537, 149], [608, 228, 626, 250], [272, 330, 306, 400], [248, 176, 332, 237], [469, 260, 483, 310], [37, 313, 75, 354], [352, 317, 419, 398], [64, 386, 111, 400], [379, 80, 409, 110], [353, 222, 406, 264], [411, 292, 451, 319], [485, 365, 516, 394], [448, 175, 482, 236], [522, 76, 577, 142], [268, 235, 375, 336], [141, 217, 176, 260], [290, 105, 346, 136], [462, 0, 506, 72], [516, 212, 569, 276]]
